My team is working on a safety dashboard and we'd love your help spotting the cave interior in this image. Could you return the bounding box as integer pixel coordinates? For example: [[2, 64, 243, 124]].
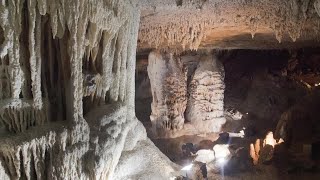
[[1, 0, 320, 179]]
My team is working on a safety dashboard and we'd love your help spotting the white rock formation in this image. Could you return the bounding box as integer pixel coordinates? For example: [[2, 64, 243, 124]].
[[186, 54, 226, 133], [114, 139, 179, 180], [194, 149, 216, 164], [148, 51, 187, 137], [0, 0, 178, 179]]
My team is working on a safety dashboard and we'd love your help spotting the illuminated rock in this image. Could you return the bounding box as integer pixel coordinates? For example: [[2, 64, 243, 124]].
[[148, 51, 187, 136], [186, 54, 226, 133]]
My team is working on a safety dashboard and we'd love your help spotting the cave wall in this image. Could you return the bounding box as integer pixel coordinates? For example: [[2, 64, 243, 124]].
[[0, 0, 139, 132], [0, 0, 177, 179], [222, 49, 311, 136]]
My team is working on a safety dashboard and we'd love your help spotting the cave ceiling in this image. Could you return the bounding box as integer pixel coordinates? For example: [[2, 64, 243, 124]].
[[137, 0, 320, 51]]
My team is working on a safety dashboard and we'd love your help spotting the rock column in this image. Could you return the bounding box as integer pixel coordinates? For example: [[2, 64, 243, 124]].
[[147, 51, 187, 137], [186, 54, 226, 133]]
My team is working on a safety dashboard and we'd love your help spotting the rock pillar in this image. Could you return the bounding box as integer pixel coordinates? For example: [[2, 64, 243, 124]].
[[186, 54, 226, 133], [147, 51, 187, 136]]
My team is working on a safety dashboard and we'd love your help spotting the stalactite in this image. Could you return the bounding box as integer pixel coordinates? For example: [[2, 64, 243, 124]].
[[28, 0, 43, 109], [0, 0, 143, 179], [99, 32, 118, 102], [0, 0, 24, 99], [0, 0, 139, 128], [139, 15, 207, 51], [249, 17, 258, 39], [0, 99, 48, 133], [139, 0, 320, 50], [110, 28, 126, 102], [0, 129, 57, 179]]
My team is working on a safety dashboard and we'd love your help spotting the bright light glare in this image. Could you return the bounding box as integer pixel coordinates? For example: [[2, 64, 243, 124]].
[[217, 158, 226, 166], [181, 164, 193, 171], [213, 145, 230, 159]]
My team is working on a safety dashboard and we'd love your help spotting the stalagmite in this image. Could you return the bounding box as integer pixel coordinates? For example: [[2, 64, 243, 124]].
[[148, 51, 187, 137], [186, 54, 226, 133]]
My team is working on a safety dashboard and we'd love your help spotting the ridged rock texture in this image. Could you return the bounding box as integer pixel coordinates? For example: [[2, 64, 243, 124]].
[[0, 0, 177, 179], [147, 51, 187, 137], [138, 0, 320, 50], [147, 51, 226, 137], [186, 54, 226, 133]]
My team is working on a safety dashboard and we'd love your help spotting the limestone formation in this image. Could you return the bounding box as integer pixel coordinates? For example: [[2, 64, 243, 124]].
[[138, 0, 320, 50], [186, 54, 226, 133], [0, 0, 177, 179], [148, 51, 187, 136], [1, 0, 320, 179], [113, 139, 180, 180]]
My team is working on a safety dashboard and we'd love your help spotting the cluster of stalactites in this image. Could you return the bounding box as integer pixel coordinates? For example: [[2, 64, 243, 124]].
[[82, 19, 136, 107], [139, 13, 209, 51], [138, 0, 320, 50], [0, 0, 139, 132]]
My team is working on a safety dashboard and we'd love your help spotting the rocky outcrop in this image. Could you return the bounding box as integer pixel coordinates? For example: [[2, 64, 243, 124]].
[[148, 51, 187, 136], [186, 54, 226, 133]]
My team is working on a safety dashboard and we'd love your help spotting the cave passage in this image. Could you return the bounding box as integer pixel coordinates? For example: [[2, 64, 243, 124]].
[[1, 0, 320, 179], [136, 48, 320, 179]]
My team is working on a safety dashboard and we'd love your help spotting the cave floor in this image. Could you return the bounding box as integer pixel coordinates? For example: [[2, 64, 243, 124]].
[[152, 128, 320, 180], [136, 98, 320, 179]]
